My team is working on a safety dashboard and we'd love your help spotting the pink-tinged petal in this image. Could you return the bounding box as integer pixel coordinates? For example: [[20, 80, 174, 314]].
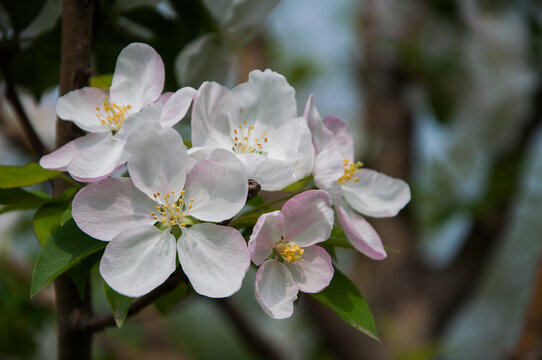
[[231, 69, 297, 129], [237, 153, 298, 192], [337, 205, 387, 260], [156, 92, 173, 104], [160, 87, 197, 127], [255, 259, 298, 319], [126, 125, 188, 200], [72, 178, 156, 241], [313, 149, 344, 197], [67, 135, 127, 182], [110, 43, 164, 112], [100, 226, 176, 297], [284, 245, 334, 293], [248, 210, 284, 266], [303, 94, 329, 154], [39, 132, 108, 171], [56, 87, 110, 133], [191, 81, 234, 148], [177, 224, 250, 298], [184, 149, 247, 222], [322, 116, 354, 161], [282, 190, 334, 247], [341, 168, 411, 218]]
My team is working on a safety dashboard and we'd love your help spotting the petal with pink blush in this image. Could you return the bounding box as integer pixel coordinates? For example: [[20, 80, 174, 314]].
[[110, 43, 164, 113], [341, 168, 411, 218], [56, 87, 110, 133], [336, 205, 387, 260], [100, 226, 177, 297], [248, 210, 284, 266], [72, 178, 156, 241], [39, 132, 108, 171], [67, 135, 127, 182], [160, 87, 197, 127], [281, 190, 334, 247], [177, 223, 250, 298], [303, 94, 331, 154], [183, 149, 247, 222], [322, 116, 354, 161], [126, 125, 188, 200], [284, 245, 334, 293], [255, 259, 298, 319]]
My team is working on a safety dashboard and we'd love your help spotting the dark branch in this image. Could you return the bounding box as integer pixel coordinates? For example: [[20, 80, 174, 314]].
[[0, 57, 48, 158], [87, 272, 187, 332], [215, 298, 286, 360]]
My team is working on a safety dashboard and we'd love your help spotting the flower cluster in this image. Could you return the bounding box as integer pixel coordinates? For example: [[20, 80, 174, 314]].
[[41, 43, 410, 318]]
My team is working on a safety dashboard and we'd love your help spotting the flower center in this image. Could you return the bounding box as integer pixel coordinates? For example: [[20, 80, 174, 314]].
[[231, 120, 267, 154], [95, 96, 132, 131], [337, 158, 363, 184], [276, 242, 304, 263], [149, 190, 195, 228]]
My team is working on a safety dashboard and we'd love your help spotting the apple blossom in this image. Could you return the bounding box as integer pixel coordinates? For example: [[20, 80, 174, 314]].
[[189, 69, 314, 191], [40, 42, 196, 182], [248, 190, 334, 319], [72, 125, 250, 298], [305, 95, 411, 260]]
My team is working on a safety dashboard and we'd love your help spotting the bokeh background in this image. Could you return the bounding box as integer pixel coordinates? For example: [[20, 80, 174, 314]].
[[1, 0, 542, 359]]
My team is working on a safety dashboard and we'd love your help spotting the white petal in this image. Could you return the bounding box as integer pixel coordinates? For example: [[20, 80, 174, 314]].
[[191, 81, 235, 148], [313, 149, 344, 194], [100, 226, 177, 297], [116, 102, 163, 139], [237, 153, 298, 192], [72, 178, 156, 241], [284, 245, 334, 293], [177, 224, 250, 298], [303, 94, 329, 154], [126, 125, 188, 199], [282, 190, 334, 247], [160, 87, 197, 127], [231, 69, 296, 129], [183, 149, 247, 222], [342, 168, 411, 218], [110, 43, 164, 112], [39, 132, 108, 171], [248, 210, 284, 266], [336, 205, 387, 260], [255, 259, 298, 319], [67, 135, 127, 182], [56, 87, 110, 133]]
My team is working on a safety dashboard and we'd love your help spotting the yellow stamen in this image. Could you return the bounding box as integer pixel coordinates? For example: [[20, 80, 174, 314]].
[[337, 159, 364, 184], [277, 242, 304, 263]]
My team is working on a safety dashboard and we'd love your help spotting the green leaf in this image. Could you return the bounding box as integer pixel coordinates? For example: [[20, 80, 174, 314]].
[[31, 219, 106, 296], [0, 162, 61, 188], [32, 202, 69, 246], [154, 282, 189, 315], [312, 268, 379, 341], [103, 282, 133, 328], [0, 188, 50, 212], [60, 204, 72, 225], [89, 74, 113, 89], [279, 176, 313, 192], [324, 226, 353, 248], [66, 251, 103, 299]]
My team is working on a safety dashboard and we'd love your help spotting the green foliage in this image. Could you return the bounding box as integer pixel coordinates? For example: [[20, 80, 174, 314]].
[[103, 282, 133, 328], [312, 268, 379, 341], [32, 201, 69, 246], [0, 188, 50, 213], [0, 162, 60, 188], [66, 251, 103, 299], [31, 219, 106, 296], [89, 74, 113, 89], [279, 175, 314, 192]]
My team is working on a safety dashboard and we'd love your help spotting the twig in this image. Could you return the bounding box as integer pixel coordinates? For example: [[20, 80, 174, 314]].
[[0, 56, 48, 157], [215, 298, 286, 360], [87, 272, 187, 333]]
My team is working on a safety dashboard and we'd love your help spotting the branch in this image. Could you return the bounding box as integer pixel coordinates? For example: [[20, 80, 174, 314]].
[[87, 272, 187, 333], [0, 57, 48, 157], [215, 298, 286, 360]]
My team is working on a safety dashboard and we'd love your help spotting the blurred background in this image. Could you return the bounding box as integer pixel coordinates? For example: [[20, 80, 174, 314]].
[[1, 0, 542, 359]]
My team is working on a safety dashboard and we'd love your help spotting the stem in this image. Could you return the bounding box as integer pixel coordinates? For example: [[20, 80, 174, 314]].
[[0, 57, 47, 157], [88, 272, 187, 332], [53, 0, 95, 359]]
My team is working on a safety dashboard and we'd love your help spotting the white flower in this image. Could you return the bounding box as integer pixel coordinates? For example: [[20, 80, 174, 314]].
[[305, 95, 411, 260], [72, 125, 249, 298], [189, 69, 314, 191], [40, 43, 195, 182]]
